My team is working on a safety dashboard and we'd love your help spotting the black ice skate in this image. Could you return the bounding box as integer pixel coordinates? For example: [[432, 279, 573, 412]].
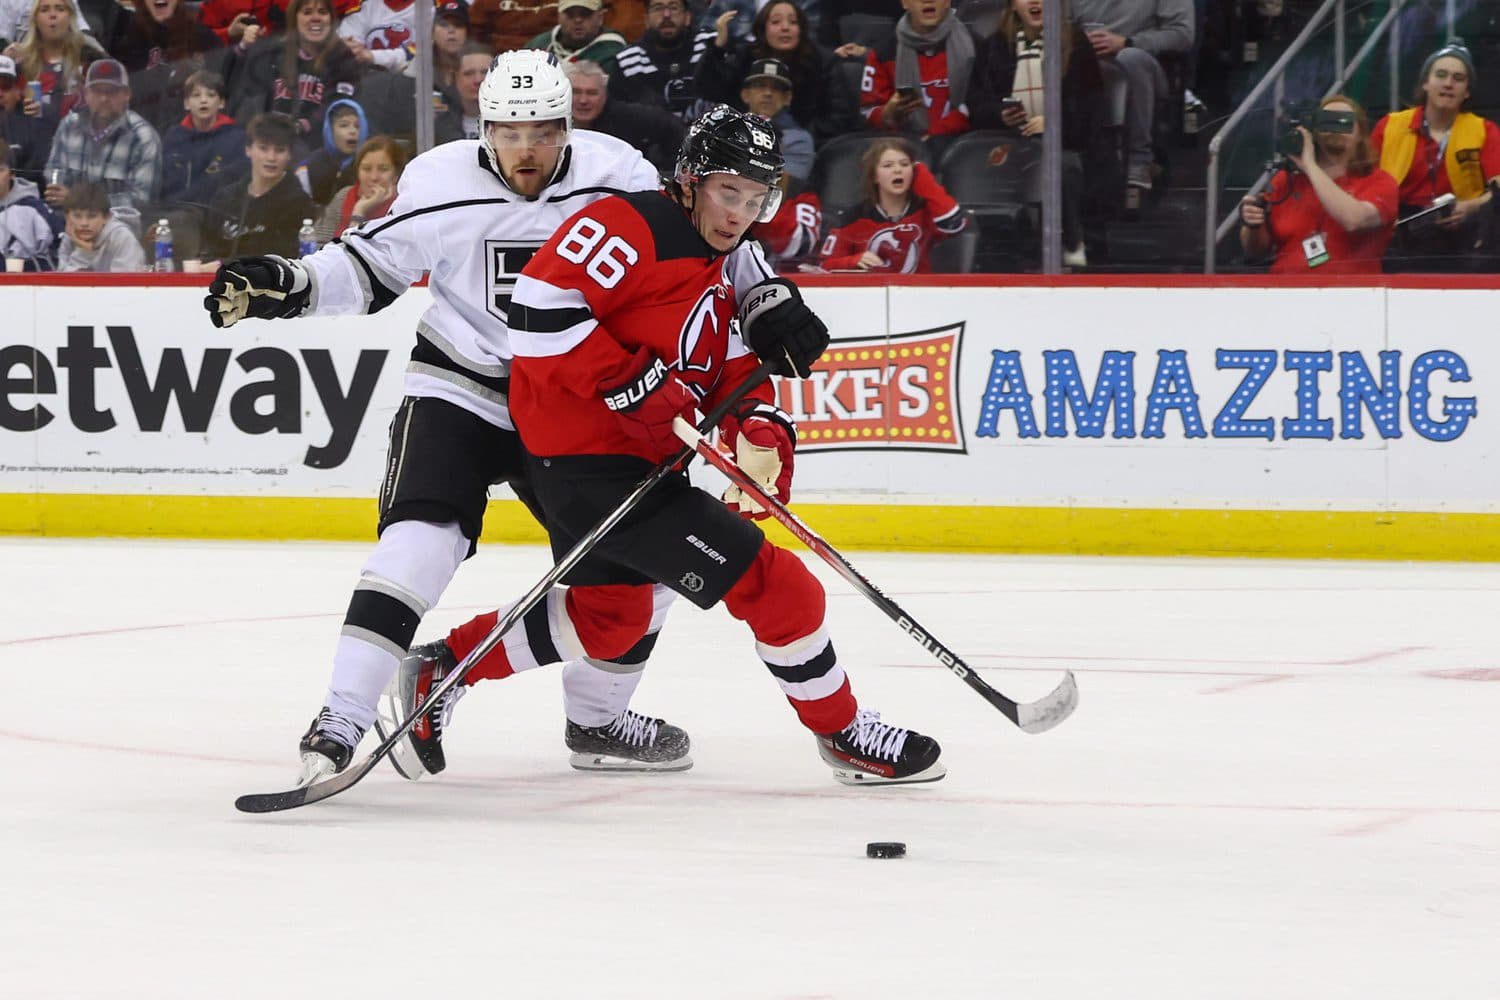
[[816, 708, 945, 785], [297, 708, 366, 787], [566, 710, 693, 772], [374, 639, 465, 780]]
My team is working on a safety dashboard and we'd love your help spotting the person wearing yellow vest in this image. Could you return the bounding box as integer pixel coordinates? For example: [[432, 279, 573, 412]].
[[1371, 42, 1500, 271]]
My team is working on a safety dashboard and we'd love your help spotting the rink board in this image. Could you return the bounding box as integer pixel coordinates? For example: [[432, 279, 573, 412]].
[[0, 275, 1496, 559]]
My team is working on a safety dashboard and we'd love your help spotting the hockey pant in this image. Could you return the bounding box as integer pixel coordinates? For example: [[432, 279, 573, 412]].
[[322, 519, 674, 730], [448, 539, 859, 734]]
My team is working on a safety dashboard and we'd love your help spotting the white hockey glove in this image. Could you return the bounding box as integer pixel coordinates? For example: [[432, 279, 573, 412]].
[[720, 401, 797, 520], [205, 255, 312, 328]]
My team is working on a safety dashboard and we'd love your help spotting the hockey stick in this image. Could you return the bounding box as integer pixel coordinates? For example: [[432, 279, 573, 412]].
[[672, 417, 1078, 734], [235, 359, 780, 813]]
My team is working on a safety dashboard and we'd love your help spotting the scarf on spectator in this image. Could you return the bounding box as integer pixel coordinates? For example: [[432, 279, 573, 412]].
[[895, 13, 974, 107], [1378, 108, 1489, 200]]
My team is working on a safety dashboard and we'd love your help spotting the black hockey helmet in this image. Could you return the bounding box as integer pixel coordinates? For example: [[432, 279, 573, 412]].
[[674, 104, 784, 222]]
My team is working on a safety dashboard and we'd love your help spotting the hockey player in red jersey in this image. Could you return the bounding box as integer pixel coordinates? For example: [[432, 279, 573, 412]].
[[819, 136, 965, 274], [385, 105, 946, 784]]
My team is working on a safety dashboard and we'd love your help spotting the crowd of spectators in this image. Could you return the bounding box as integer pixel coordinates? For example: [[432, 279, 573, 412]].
[[0, 0, 1495, 274]]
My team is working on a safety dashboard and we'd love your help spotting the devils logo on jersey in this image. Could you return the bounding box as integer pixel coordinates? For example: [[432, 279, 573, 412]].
[[366, 22, 412, 50], [866, 223, 924, 273], [675, 265, 735, 387]]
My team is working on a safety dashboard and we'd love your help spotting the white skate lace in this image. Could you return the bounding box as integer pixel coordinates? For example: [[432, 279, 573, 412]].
[[841, 709, 909, 761], [606, 710, 660, 748], [317, 709, 364, 750], [433, 684, 466, 734]]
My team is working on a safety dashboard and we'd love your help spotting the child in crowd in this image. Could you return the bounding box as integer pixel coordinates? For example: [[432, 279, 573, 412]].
[[162, 70, 247, 210], [312, 132, 403, 244], [159, 70, 247, 260], [295, 96, 365, 205], [819, 137, 965, 273], [56, 181, 144, 271], [200, 111, 316, 260], [0, 136, 61, 268]]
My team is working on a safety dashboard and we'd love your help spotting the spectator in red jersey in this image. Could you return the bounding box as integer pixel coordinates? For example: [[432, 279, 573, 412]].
[[754, 182, 821, 270], [197, 0, 357, 46], [1239, 95, 1398, 276], [859, 0, 977, 161], [818, 135, 965, 272], [1371, 42, 1500, 272], [197, 0, 276, 48], [4, 0, 105, 119], [231, 0, 360, 149], [696, 0, 827, 133]]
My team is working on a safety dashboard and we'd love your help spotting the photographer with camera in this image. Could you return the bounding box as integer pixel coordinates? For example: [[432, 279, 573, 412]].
[[1371, 43, 1500, 272], [1239, 95, 1397, 275]]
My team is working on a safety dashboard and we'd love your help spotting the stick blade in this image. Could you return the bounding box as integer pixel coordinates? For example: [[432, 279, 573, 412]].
[[1017, 671, 1079, 734], [234, 756, 375, 813]]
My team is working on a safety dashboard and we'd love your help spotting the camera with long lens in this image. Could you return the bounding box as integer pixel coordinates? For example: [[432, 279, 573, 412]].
[[1275, 103, 1357, 158]]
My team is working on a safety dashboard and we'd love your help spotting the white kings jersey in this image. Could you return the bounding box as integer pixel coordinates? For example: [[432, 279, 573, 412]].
[[299, 131, 662, 430]]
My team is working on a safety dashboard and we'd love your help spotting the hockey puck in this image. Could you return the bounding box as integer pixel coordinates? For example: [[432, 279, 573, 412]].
[[866, 842, 906, 859]]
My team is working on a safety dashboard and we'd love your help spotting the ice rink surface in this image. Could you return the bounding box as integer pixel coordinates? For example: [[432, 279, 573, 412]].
[[4, 537, 1498, 999]]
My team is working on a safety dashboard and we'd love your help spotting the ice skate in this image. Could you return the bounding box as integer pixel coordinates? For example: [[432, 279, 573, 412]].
[[374, 639, 466, 780], [566, 710, 693, 772], [816, 708, 945, 785], [296, 708, 366, 787]]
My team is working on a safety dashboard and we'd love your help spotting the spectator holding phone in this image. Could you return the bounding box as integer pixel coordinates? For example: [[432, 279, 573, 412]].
[[196, 0, 275, 48], [971, 0, 1104, 266], [1239, 95, 1398, 275], [859, 0, 977, 160], [1371, 42, 1500, 272], [818, 136, 965, 272], [231, 0, 359, 147]]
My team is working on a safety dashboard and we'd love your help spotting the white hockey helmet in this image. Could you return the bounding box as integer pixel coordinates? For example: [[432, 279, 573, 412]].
[[478, 50, 573, 169]]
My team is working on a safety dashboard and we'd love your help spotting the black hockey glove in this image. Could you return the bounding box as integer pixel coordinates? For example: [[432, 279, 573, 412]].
[[738, 278, 830, 379], [204, 255, 312, 329]]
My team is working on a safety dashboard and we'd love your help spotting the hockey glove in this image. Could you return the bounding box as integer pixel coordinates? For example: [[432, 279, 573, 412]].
[[738, 278, 830, 379], [720, 401, 796, 520], [204, 255, 312, 329], [602, 350, 700, 454]]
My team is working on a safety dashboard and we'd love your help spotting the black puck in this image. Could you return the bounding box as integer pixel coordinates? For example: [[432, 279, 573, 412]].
[[866, 841, 906, 859]]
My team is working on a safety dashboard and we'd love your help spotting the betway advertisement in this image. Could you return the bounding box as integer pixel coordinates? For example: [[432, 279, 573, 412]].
[[0, 281, 1493, 514]]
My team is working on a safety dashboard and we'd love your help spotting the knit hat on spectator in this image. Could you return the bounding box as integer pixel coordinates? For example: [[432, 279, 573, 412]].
[[1418, 42, 1475, 89], [85, 59, 129, 90], [435, 0, 468, 27], [744, 58, 793, 91], [0, 55, 18, 81]]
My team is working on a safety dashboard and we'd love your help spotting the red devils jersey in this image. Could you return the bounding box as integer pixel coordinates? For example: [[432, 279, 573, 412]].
[[509, 190, 779, 462], [819, 161, 963, 273], [753, 191, 822, 267], [861, 36, 972, 136]]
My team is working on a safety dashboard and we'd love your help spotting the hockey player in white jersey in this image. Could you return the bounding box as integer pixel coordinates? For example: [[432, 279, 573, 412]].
[[204, 50, 689, 787]]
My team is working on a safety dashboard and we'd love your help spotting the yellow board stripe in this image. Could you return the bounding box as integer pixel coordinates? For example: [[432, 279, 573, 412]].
[[2, 493, 1497, 561]]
